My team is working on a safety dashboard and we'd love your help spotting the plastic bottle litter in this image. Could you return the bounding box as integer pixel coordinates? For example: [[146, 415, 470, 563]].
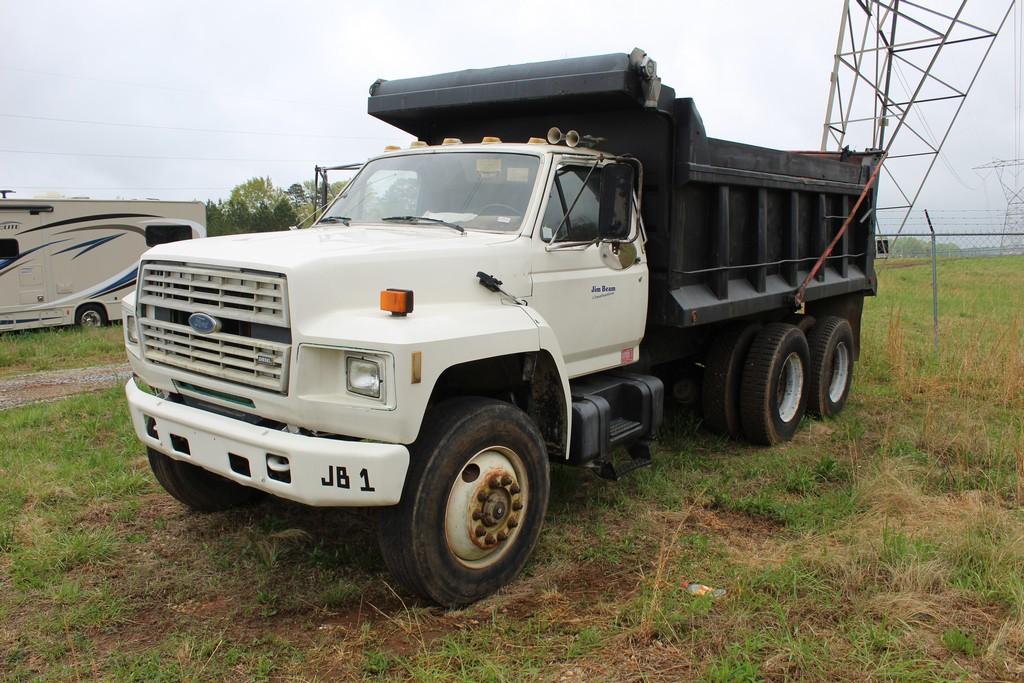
[[682, 581, 726, 598]]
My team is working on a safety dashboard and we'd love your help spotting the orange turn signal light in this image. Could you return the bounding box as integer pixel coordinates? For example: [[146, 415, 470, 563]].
[[380, 289, 414, 316]]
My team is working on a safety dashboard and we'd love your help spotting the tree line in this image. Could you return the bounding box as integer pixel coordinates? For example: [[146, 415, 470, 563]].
[[886, 236, 962, 258], [205, 176, 346, 237]]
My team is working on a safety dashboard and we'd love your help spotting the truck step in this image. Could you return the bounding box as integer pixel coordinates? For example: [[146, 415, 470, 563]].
[[568, 372, 663, 479], [588, 440, 653, 481], [608, 417, 643, 441]]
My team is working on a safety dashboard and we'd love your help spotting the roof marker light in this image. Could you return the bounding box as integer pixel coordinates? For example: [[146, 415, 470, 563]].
[[481, 136, 502, 144], [441, 138, 463, 145], [527, 137, 546, 144], [384, 145, 401, 151], [409, 140, 428, 148]]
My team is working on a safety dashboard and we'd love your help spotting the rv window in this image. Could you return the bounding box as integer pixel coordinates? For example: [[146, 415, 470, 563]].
[[145, 225, 192, 246], [0, 239, 18, 258]]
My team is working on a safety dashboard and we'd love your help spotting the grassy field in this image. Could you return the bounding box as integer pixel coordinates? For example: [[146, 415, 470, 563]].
[[1, 257, 1022, 681], [0, 324, 126, 378]]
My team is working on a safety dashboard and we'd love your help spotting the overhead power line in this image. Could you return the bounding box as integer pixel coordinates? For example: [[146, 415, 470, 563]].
[[974, 158, 1024, 251], [0, 148, 334, 163], [0, 112, 394, 141], [7, 185, 234, 190], [0, 64, 346, 110]]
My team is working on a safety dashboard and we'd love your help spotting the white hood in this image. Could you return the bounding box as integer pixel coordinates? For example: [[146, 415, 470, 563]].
[[142, 225, 533, 315], [145, 224, 519, 270]]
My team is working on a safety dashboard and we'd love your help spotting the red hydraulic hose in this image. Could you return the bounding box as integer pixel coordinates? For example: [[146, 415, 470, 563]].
[[793, 153, 886, 307]]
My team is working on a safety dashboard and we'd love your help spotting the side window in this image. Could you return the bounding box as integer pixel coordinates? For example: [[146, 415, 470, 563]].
[[0, 239, 18, 258], [540, 165, 601, 242], [146, 225, 192, 246]]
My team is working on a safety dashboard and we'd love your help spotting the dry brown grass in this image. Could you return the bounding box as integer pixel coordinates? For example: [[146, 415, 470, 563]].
[[804, 458, 1024, 631], [886, 306, 908, 392], [1016, 422, 1024, 507]]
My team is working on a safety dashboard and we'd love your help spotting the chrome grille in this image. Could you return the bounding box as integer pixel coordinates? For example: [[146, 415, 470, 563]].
[[138, 262, 290, 393], [140, 319, 289, 392], [139, 262, 288, 326]]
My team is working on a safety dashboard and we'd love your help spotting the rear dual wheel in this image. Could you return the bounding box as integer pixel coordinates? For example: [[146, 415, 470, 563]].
[[702, 323, 761, 438], [806, 316, 855, 418], [740, 323, 811, 445]]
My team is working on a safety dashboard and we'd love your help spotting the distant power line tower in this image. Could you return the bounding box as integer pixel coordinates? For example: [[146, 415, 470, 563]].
[[821, 0, 1014, 236], [974, 158, 1024, 252]]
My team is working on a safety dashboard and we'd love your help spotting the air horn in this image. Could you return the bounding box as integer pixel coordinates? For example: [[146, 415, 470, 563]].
[[546, 127, 604, 148]]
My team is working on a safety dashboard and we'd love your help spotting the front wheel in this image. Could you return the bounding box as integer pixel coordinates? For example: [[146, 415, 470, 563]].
[[75, 303, 108, 327], [147, 447, 263, 512], [377, 398, 550, 607]]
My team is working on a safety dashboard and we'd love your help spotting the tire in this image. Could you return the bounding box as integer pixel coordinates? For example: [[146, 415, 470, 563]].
[[740, 323, 810, 445], [75, 303, 108, 328], [377, 397, 550, 607], [702, 323, 761, 438], [784, 313, 816, 335], [806, 316, 855, 418], [147, 447, 263, 512]]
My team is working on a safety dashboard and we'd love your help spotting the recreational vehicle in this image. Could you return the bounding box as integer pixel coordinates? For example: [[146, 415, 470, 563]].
[[0, 198, 205, 332]]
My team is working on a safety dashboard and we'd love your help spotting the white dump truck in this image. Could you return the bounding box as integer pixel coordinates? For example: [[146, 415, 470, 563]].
[[123, 50, 880, 606]]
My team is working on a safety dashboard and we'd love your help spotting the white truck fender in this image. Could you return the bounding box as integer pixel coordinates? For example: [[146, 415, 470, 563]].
[[297, 303, 573, 448], [519, 304, 574, 459]]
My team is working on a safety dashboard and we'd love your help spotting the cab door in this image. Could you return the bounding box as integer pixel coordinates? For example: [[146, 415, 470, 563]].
[[528, 159, 648, 378]]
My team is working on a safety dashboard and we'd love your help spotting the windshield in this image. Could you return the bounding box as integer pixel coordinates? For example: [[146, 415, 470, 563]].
[[320, 152, 541, 232]]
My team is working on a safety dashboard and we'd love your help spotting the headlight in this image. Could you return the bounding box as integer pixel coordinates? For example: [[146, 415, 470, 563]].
[[346, 356, 383, 398], [126, 315, 138, 344]]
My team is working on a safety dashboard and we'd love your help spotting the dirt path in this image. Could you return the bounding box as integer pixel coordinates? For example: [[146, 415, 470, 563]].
[[0, 362, 131, 410]]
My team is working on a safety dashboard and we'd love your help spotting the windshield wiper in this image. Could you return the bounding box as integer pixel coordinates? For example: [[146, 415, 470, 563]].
[[318, 216, 350, 225], [381, 215, 465, 234]]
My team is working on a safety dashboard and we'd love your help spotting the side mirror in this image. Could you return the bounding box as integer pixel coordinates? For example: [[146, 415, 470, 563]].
[[598, 163, 635, 241]]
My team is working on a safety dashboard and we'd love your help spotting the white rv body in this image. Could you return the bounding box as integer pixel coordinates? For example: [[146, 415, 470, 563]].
[[0, 199, 205, 332]]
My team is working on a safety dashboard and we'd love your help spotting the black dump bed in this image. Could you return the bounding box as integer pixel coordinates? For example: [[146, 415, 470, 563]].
[[369, 50, 879, 329]]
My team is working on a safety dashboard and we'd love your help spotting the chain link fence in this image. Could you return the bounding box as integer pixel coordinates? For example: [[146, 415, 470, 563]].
[[876, 232, 1024, 260], [873, 214, 1023, 351]]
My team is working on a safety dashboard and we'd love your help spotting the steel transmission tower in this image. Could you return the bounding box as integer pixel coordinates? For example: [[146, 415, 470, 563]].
[[974, 159, 1024, 252], [821, 0, 1014, 237]]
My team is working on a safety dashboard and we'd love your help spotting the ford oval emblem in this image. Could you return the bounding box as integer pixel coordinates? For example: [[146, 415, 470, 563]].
[[188, 312, 221, 335]]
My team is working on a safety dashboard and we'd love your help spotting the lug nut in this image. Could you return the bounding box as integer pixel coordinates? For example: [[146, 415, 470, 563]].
[[485, 534, 496, 545], [497, 531, 508, 542], [472, 510, 483, 520], [475, 526, 486, 537], [477, 491, 488, 502], [512, 501, 523, 511], [510, 484, 521, 494], [508, 516, 518, 528], [501, 475, 513, 486]]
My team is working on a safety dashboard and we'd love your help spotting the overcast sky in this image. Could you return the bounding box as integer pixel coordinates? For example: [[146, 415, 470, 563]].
[[1, 0, 1019, 232]]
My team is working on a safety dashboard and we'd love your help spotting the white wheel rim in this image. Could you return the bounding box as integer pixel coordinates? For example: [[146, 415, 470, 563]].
[[828, 341, 850, 404], [776, 352, 804, 423], [80, 310, 102, 327], [444, 446, 527, 569]]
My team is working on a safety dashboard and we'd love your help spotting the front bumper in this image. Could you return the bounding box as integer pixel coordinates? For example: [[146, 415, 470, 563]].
[[125, 378, 409, 506]]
